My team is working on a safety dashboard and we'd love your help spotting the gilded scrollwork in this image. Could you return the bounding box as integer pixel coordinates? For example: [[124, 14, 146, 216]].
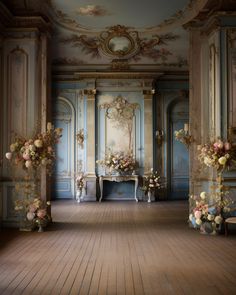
[[59, 25, 179, 63], [99, 95, 139, 150], [76, 129, 85, 149]]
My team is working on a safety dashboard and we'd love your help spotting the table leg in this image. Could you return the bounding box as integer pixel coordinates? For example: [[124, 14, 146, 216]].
[[99, 177, 103, 202], [134, 178, 138, 202]]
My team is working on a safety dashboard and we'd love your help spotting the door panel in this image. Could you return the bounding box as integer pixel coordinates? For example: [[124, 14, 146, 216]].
[[52, 98, 75, 199], [168, 99, 189, 199]]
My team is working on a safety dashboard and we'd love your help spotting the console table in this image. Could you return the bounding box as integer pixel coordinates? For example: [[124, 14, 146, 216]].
[[99, 175, 139, 202]]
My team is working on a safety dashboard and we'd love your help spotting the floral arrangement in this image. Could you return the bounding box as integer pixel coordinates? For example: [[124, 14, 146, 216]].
[[189, 190, 232, 234], [197, 139, 236, 172], [76, 173, 85, 202], [15, 197, 51, 231], [76, 173, 85, 191], [97, 150, 136, 174], [14, 176, 51, 231], [142, 169, 161, 195], [5, 122, 63, 175], [174, 129, 192, 147]]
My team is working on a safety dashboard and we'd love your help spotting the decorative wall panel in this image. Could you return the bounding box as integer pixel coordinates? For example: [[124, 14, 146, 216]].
[[7, 47, 28, 140], [97, 92, 144, 176]]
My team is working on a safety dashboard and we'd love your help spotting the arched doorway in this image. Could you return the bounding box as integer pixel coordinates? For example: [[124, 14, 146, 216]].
[[167, 98, 189, 199], [52, 97, 75, 200]]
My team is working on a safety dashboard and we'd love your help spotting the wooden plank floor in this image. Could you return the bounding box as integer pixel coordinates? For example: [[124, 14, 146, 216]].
[[0, 200, 236, 295]]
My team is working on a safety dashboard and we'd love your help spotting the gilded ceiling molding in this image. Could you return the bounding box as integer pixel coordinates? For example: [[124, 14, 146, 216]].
[[46, 0, 93, 32], [45, 0, 205, 34], [59, 25, 179, 63]]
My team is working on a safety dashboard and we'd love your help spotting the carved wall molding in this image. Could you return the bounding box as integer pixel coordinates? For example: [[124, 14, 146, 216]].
[[7, 46, 28, 138]]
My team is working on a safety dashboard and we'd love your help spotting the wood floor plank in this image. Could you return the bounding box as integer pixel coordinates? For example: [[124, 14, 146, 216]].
[[0, 200, 236, 295]]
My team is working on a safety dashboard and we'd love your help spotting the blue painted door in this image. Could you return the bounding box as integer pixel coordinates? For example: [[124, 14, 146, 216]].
[[52, 97, 75, 199], [168, 99, 189, 199]]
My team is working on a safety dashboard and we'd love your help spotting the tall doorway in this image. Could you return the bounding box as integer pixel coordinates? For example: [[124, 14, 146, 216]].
[[167, 98, 189, 199]]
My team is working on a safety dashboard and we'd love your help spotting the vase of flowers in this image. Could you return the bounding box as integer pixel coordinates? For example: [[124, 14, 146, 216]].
[[5, 122, 63, 175], [6, 122, 62, 231], [76, 173, 85, 203], [97, 149, 136, 175], [197, 139, 236, 173], [15, 194, 51, 232], [189, 190, 232, 235], [142, 169, 161, 202]]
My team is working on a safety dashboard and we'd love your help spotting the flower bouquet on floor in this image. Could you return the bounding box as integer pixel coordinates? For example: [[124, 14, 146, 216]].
[[97, 149, 136, 175], [189, 189, 233, 235], [14, 178, 51, 232], [141, 169, 161, 202]]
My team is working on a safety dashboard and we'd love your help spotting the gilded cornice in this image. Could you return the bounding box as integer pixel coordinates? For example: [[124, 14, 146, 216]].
[[74, 71, 163, 80]]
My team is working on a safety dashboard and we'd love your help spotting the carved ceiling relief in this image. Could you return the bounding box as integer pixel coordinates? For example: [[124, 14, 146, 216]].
[[58, 25, 180, 66], [99, 95, 139, 151]]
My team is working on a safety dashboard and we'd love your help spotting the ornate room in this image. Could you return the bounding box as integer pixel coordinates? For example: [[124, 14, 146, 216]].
[[0, 0, 236, 294]]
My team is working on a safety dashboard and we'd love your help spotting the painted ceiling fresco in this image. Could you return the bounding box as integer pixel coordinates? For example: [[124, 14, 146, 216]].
[[47, 0, 199, 69]]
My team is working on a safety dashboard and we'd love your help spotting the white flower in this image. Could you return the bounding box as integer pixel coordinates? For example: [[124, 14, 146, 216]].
[[218, 156, 227, 165], [214, 215, 223, 224], [200, 192, 206, 200], [25, 160, 32, 168], [29, 144, 36, 151], [189, 214, 193, 221], [204, 157, 211, 166], [196, 218, 202, 225], [5, 152, 12, 160], [27, 212, 35, 221], [207, 214, 215, 221], [34, 139, 43, 148]]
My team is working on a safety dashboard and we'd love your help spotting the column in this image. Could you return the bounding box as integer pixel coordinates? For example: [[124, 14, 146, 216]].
[[84, 89, 97, 201], [143, 90, 154, 174], [40, 32, 52, 211]]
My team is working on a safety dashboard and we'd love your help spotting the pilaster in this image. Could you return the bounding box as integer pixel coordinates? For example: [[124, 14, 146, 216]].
[[84, 88, 97, 201], [143, 90, 154, 174]]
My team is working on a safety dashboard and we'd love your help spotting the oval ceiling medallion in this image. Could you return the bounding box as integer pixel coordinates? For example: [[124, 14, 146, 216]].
[[99, 25, 140, 59]]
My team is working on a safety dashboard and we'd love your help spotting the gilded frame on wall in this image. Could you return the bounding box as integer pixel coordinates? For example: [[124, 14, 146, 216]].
[[99, 95, 139, 151]]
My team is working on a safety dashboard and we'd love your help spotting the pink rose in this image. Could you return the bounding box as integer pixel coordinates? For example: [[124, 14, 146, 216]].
[[37, 209, 47, 219], [23, 152, 30, 160]]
